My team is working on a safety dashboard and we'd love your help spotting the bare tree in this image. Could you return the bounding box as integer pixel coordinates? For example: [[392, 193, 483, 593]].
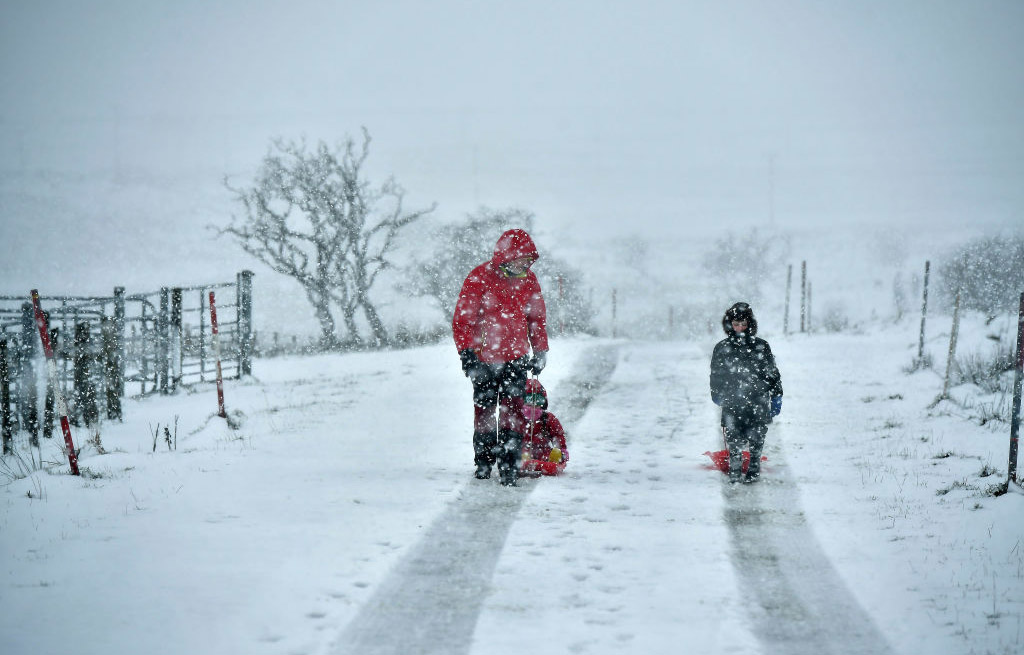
[[404, 206, 595, 334], [938, 234, 1024, 318], [405, 207, 535, 320], [221, 130, 434, 349], [702, 228, 790, 306]]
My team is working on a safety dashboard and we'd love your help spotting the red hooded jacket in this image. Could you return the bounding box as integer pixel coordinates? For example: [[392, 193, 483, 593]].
[[520, 379, 568, 476], [452, 229, 549, 364]]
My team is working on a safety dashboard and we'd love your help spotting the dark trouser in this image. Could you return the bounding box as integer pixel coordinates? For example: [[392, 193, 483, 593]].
[[470, 358, 528, 481], [722, 411, 768, 478]]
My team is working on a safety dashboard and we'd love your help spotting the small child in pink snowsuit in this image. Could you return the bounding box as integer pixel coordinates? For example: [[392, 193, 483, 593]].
[[519, 378, 569, 476]]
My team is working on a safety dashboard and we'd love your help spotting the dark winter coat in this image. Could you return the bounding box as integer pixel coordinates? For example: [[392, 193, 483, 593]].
[[452, 229, 549, 364], [710, 314, 782, 425]]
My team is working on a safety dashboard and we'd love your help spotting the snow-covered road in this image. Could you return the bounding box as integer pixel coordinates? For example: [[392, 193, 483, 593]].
[[332, 341, 892, 655], [724, 454, 892, 655], [3, 331, 1021, 655], [466, 341, 894, 655], [332, 345, 619, 654]]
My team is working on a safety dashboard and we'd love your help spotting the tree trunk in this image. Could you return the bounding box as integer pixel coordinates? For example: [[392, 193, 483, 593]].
[[305, 288, 339, 351], [360, 297, 389, 347], [340, 300, 362, 347]]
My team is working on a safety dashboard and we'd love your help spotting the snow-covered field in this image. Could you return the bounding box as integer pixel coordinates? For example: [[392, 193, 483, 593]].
[[2, 318, 1022, 654]]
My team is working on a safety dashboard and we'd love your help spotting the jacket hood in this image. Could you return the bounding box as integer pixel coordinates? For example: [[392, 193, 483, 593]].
[[722, 302, 758, 338], [525, 377, 548, 409], [491, 229, 539, 267]]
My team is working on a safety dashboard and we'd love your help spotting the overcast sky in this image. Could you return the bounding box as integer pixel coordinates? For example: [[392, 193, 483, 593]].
[[1, 0, 1022, 236]]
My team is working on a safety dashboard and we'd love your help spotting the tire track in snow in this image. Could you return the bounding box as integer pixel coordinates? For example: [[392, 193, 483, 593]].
[[330, 344, 619, 655], [724, 443, 895, 655]]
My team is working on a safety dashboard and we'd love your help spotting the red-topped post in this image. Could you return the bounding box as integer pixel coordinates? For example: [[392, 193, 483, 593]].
[[30, 290, 80, 475], [209, 291, 227, 419]]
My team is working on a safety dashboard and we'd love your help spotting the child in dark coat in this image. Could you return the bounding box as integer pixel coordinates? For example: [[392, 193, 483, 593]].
[[710, 302, 783, 483], [519, 378, 569, 476]]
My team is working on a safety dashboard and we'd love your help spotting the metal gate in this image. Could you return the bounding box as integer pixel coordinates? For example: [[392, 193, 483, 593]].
[[0, 271, 253, 451]]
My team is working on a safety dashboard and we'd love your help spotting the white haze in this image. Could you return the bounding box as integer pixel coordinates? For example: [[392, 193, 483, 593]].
[[0, 0, 1021, 336]]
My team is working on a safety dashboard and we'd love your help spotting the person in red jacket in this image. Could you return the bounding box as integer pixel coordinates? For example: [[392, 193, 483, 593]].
[[519, 378, 569, 476], [453, 229, 549, 486]]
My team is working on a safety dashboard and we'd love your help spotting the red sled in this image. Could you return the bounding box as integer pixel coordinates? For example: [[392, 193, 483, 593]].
[[520, 459, 566, 477], [703, 449, 766, 474]]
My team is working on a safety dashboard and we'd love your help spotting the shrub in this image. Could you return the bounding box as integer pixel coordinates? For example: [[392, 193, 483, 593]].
[[937, 235, 1024, 317], [956, 346, 1014, 394]]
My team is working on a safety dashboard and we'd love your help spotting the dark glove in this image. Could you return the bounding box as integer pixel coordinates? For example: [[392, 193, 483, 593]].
[[711, 393, 721, 406], [530, 351, 548, 375], [771, 396, 782, 417], [459, 349, 481, 378]]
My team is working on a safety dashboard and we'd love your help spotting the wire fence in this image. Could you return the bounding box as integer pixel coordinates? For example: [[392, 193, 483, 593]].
[[0, 271, 253, 453]]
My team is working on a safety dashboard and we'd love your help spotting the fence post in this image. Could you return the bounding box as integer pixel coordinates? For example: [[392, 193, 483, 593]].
[[158, 287, 170, 394], [807, 281, 813, 333], [917, 261, 930, 362], [800, 261, 807, 333], [19, 302, 39, 445], [74, 322, 99, 430], [113, 286, 125, 397], [101, 316, 122, 420], [31, 291, 79, 475], [0, 339, 12, 455], [941, 289, 963, 399], [611, 289, 617, 339], [43, 328, 57, 438], [237, 270, 254, 376], [171, 287, 183, 390], [139, 304, 148, 395], [1007, 292, 1024, 485], [209, 291, 228, 419], [199, 290, 208, 382], [783, 264, 792, 336]]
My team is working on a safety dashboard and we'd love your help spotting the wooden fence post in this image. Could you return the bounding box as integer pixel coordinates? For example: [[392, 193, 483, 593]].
[[43, 328, 56, 438], [611, 289, 617, 339], [783, 264, 792, 336], [73, 322, 99, 430], [942, 289, 963, 399], [199, 290, 208, 382], [917, 261, 930, 362], [101, 316, 122, 420], [237, 270, 254, 376], [0, 339, 12, 455], [158, 287, 170, 394], [19, 302, 39, 445], [31, 291, 79, 475], [209, 291, 227, 419], [113, 286, 125, 397], [171, 287, 183, 390], [800, 261, 807, 333], [808, 281, 813, 333], [139, 304, 148, 395], [1007, 292, 1024, 485]]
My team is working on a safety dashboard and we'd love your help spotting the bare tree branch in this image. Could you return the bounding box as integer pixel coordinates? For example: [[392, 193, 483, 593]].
[[218, 130, 434, 349]]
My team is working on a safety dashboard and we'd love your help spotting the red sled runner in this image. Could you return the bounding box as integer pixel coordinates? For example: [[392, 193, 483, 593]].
[[703, 449, 767, 474]]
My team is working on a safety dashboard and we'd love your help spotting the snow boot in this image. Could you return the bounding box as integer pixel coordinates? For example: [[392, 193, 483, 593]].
[[497, 429, 523, 487], [745, 448, 762, 483], [499, 467, 518, 487], [473, 431, 497, 479]]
